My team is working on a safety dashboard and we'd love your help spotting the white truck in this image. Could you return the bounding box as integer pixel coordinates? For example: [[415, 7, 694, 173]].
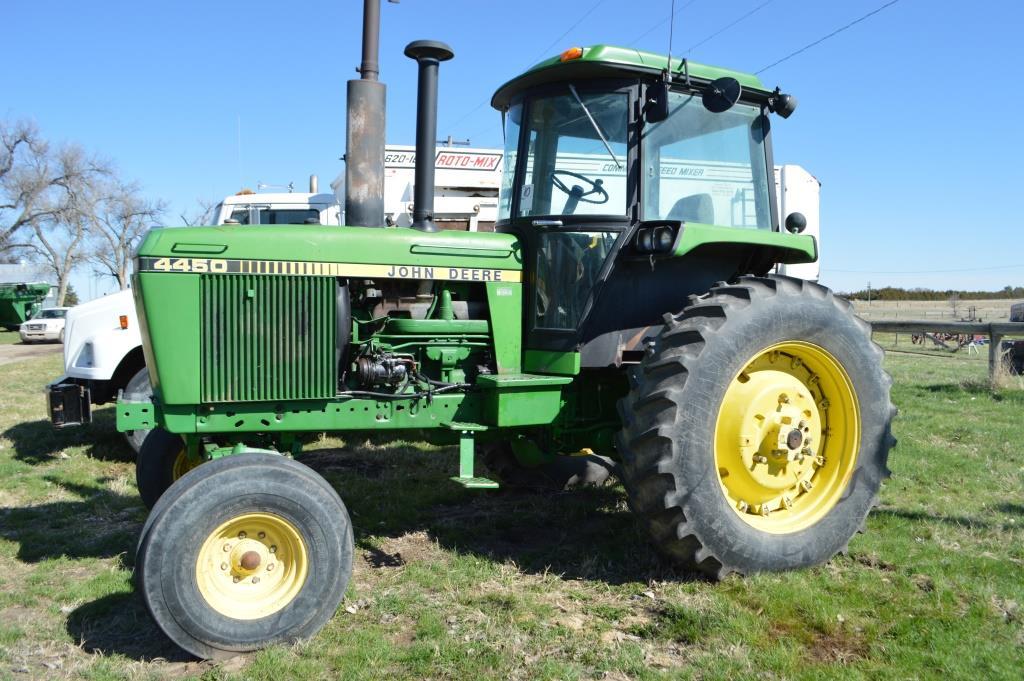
[[47, 153, 819, 452]]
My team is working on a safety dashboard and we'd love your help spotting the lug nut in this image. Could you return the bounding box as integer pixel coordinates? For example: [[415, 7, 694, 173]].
[[220, 562, 228, 571], [233, 576, 241, 583], [223, 543, 231, 552], [760, 505, 771, 517], [782, 496, 793, 509], [269, 545, 277, 554], [267, 563, 275, 572], [800, 480, 814, 492], [753, 455, 768, 464], [258, 531, 266, 539], [779, 394, 790, 404], [238, 531, 247, 539], [737, 501, 749, 513], [252, 576, 260, 584]]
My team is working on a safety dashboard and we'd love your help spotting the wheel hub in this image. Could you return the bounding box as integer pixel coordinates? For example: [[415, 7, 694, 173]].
[[714, 342, 860, 533], [195, 513, 308, 620]]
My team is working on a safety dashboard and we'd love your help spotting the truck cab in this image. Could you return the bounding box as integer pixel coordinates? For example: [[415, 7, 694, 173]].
[[212, 192, 342, 226]]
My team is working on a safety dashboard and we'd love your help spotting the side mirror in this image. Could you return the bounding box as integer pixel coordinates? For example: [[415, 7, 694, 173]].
[[785, 212, 807, 234], [702, 77, 742, 113], [645, 80, 670, 124]]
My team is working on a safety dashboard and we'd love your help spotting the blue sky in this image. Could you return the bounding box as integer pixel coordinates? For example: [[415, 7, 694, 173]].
[[3, 0, 1022, 299]]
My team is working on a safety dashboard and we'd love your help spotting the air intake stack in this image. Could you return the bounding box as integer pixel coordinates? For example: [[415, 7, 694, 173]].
[[404, 40, 454, 232], [344, 0, 387, 227]]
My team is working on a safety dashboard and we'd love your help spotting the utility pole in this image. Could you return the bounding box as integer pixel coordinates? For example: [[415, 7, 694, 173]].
[[867, 281, 872, 306]]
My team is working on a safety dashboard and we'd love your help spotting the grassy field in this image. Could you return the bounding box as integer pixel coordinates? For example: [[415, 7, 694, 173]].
[[0, 348, 1022, 680]]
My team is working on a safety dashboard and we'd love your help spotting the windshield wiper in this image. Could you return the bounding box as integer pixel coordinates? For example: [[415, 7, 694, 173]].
[[568, 84, 623, 170]]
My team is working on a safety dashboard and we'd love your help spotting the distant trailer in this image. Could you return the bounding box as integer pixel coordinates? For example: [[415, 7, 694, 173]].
[[1011, 302, 1024, 323], [0, 282, 51, 331]]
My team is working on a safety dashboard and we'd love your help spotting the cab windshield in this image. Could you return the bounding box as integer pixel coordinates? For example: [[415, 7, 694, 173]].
[[502, 86, 629, 219], [641, 92, 772, 229], [35, 309, 66, 319]]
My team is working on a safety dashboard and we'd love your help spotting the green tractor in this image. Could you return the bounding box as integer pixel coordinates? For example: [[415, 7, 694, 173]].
[[119, 26, 894, 659]]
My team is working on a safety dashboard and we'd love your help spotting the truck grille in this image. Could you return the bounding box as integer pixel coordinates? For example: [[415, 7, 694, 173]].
[[201, 274, 337, 403]]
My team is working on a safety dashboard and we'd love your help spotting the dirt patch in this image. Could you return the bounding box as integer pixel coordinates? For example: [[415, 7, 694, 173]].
[[807, 628, 869, 663], [773, 621, 869, 664], [0, 342, 61, 366], [376, 531, 438, 565], [852, 552, 897, 572]]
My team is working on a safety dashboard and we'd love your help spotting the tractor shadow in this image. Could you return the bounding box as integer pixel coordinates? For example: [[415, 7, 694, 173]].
[[300, 442, 696, 585], [0, 478, 143, 563], [66, 592, 192, 663], [2, 407, 135, 465]]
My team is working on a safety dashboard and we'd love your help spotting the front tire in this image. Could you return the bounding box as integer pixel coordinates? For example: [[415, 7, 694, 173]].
[[136, 454, 354, 660], [617, 275, 895, 578], [136, 427, 199, 509]]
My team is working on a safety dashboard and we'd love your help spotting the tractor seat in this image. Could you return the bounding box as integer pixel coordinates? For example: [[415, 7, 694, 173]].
[[667, 193, 714, 224]]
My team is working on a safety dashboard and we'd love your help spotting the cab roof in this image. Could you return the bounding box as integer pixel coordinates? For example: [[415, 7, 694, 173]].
[[491, 44, 769, 110]]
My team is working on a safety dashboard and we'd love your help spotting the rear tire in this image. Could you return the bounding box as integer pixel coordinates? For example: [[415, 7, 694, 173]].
[[136, 454, 353, 660], [617, 275, 895, 578], [122, 368, 153, 453], [136, 427, 199, 509]]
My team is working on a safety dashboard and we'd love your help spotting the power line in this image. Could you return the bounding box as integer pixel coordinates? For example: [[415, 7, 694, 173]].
[[526, 0, 611, 67], [756, 0, 903, 74], [447, 0, 609, 136], [627, 0, 703, 46], [686, 1, 776, 55], [824, 264, 1023, 275]]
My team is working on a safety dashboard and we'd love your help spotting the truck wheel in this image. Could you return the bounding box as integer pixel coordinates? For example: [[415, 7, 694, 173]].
[[135, 454, 353, 660], [617, 275, 895, 579], [136, 427, 200, 509], [483, 442, 615, 491], [123, 368, 153, 453]]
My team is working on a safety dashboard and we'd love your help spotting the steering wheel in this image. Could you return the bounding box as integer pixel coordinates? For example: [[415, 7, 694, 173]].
[[550, 170, 609, 205]]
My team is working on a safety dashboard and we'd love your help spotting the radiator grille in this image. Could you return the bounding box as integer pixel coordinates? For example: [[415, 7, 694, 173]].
[[201, 274, 337, 403]]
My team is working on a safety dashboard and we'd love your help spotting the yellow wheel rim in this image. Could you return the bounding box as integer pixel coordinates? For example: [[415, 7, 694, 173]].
[[195, 512, 308, 620], [714, 342, 860, 534], [171, 449, 200, 480]]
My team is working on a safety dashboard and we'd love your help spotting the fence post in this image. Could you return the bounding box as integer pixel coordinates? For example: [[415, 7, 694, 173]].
[[988, 324, 1004, 382]]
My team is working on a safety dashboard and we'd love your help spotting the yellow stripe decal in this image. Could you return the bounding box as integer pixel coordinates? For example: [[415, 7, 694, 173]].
[[137, 257, 522, 283]]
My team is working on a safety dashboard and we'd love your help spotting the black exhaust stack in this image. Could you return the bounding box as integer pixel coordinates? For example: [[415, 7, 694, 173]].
[[345, 0, 387, 227], [404, 40, 454, 232]]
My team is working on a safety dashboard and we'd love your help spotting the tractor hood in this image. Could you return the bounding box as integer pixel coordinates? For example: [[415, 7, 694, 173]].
[[134, 225, 523, 280]]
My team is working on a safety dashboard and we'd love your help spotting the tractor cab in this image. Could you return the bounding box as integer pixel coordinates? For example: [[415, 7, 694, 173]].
[[491, 46, 810, 363]]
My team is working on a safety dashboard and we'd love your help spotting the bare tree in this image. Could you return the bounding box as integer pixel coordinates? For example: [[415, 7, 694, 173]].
[[1, 120, 107, 253], [29, 160, 109, 305], [86, 183, 165, 290], [30, 214, 86, 306], [180, 197, 219, 226]]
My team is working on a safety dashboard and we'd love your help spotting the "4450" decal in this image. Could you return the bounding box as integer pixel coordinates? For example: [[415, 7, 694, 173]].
[[150, 258, 228, 273]]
